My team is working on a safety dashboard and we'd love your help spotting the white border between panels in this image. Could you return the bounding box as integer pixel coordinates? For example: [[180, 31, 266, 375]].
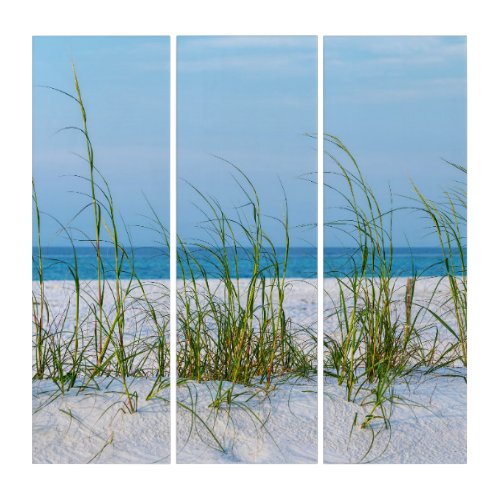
[[317, 35, 324, 464], [169, 35, 177, 465]]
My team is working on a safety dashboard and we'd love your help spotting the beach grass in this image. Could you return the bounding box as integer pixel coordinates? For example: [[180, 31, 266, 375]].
[[33, 68, 170, 415], [176, 162, 317, 411], [412, 164, 467, 366], [323, 134, 467, 437]]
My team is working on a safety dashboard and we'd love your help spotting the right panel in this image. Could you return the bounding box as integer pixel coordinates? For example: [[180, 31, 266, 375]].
[[323, 36, 467, 463]]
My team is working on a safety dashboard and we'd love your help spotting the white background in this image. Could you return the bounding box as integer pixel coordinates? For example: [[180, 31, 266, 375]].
[[1, 0, 498, 498]]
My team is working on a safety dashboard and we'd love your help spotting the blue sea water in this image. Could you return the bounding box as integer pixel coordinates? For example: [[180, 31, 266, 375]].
[[32, 246, 465, 281]]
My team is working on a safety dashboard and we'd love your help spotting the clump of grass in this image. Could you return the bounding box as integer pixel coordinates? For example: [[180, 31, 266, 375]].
[[412, 163, 467, 366], [323, 134, 466, 433], [33, 67, 170, 414], [177, 161, 316, 409]]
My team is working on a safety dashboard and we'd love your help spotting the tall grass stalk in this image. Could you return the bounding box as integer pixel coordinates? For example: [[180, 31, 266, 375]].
[[32, 179, 47, 379], [70, 65, 105, 367]]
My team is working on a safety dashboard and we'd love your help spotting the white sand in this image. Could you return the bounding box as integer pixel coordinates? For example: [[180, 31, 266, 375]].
[[32, 372, 465, 464], [177, 378, 317, 463], [324, 369, 466, 463], [32, 377, 170, 464], [32, 277, 466, 463]]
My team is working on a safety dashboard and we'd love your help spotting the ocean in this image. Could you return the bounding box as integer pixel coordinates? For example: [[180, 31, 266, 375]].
[[33, 246, 465, 280]]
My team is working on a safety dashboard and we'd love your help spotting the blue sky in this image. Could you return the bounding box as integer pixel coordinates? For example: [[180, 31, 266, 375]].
[[32, 36, 170, 247], [33, 36, 466, 249], [177, 36, 318, 248], [324, 36, 467, 246]]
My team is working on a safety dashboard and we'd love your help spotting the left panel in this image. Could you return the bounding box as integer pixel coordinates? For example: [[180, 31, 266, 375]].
[[32, 36, 171, 463]]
